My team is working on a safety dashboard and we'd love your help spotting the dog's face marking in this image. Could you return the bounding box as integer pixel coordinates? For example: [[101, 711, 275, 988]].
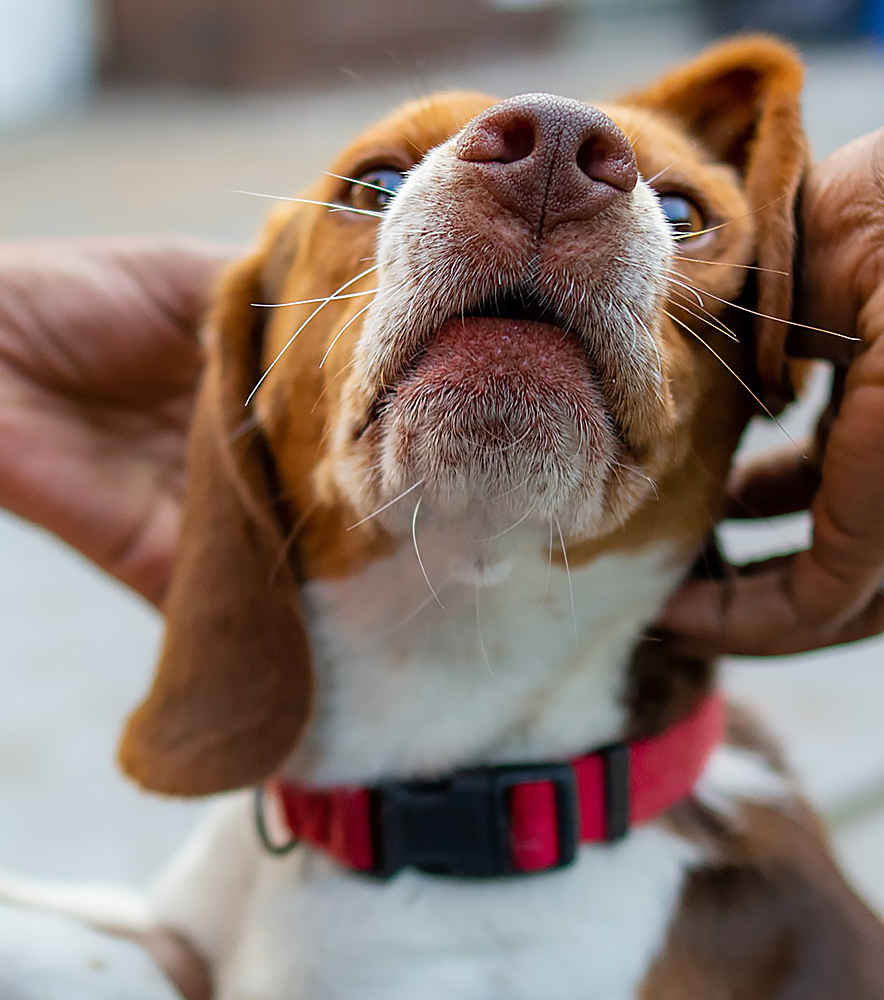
[[254, 92, 757, 585]]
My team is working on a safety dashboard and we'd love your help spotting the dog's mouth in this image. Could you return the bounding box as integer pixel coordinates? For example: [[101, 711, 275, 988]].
[[359, 279, 620, 529], [407, 284, 582, 385], [461, 285, 574, 333], [362, 283, 594, 428]]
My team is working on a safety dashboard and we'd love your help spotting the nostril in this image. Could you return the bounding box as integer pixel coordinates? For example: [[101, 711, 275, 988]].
[[576, 133, 638, 193], [459, 118, 537, 165], [456, 94, 639, 224], [498, 123, 535, 164]]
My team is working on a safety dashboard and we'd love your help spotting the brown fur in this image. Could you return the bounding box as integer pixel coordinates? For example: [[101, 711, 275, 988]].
[[118, 253, 314, 794], [623, 35, 808, 411], [645, 790, 884, 998]]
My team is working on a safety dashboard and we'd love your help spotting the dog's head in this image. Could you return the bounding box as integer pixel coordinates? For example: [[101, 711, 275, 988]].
[[119, 38, 806, 795]]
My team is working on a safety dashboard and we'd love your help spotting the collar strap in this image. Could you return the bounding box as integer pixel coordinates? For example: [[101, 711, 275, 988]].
[[260, 693, 724, 878]]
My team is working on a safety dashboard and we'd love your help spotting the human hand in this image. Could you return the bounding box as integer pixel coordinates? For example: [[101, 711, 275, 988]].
[[661, 128, 884, 657], [0, 239, 233, 607]]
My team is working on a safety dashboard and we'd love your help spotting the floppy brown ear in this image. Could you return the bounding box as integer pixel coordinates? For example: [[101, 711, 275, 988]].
[[625, 36, 808, 410], [118, 250, 313, 796]]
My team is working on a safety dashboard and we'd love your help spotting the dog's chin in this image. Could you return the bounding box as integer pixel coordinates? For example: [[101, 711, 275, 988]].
[[367, 315, 632, 537]]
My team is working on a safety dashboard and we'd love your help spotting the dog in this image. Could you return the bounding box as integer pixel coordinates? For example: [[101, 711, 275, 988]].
[[3, 35, 884, 1000]]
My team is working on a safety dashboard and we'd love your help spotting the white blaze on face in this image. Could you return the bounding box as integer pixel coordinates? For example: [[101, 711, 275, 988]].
[[336, 119, 676, 543]]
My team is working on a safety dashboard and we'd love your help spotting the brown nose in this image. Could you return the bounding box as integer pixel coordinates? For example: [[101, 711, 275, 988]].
[[455, 93, 637, 231]]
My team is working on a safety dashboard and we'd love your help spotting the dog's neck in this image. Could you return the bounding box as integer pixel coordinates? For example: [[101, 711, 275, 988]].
[[283, 520, 697, 788]]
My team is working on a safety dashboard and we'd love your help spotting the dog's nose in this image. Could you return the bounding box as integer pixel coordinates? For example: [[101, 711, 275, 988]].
[[455, 93, 637, 230]]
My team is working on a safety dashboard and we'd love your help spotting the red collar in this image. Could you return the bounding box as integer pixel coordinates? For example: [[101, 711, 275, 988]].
[[259, 693, 724, 878]]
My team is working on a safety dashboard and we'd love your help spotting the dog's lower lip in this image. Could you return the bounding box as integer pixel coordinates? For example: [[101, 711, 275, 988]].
[[410, 315, 587, 386], [357, 316, 606, 439], [398, 315, 587, 389], [387, 316, 607, 428]]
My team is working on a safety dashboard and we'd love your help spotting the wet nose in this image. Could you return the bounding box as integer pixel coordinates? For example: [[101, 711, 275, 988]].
[[455, 93, 637, 230]]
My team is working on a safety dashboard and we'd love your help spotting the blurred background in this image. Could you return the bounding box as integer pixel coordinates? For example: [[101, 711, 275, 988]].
[[1, 0, 884, 918]]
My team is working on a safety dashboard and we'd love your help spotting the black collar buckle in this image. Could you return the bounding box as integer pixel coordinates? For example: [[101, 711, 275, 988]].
[[371, 761, 579, 879]]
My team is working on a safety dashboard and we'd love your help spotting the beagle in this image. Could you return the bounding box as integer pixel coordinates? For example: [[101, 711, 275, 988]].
[[4, 36, 884, 1000]]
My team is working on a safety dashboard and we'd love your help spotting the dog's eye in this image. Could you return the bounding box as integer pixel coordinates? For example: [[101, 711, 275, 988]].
[[657, 193, 705, 238], [348, 167, 406, 213]]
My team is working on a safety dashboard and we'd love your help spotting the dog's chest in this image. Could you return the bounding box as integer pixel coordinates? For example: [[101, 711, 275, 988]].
[[222, 826, 699, 1000], [214, 538, 700, 999], [286, 537, 687, 784]]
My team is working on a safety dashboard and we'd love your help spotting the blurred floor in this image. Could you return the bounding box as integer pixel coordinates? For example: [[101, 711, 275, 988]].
[[1, 6, 884, 919]]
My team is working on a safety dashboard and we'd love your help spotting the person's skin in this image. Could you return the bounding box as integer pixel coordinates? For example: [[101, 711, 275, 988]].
[[661, 127, 884, 656], [0, 239, 231, 607]]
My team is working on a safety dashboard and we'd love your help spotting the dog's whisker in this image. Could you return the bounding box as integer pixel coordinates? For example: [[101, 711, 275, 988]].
[[645, 159, 681, 185], [672, 193, 793, 243], [233, 190, 384, 219], [678, 283, 858, 342], [491, 475, 532, 502], [664, 273, 704, 309], [319, 302, 374, 369], [627, 307, 665, 388], [475, 587, 494, 677], [245, 265, 379, 405], [666, 285, 741, 342], [673, 299, 740, 344], [495, 425, 535, 454], [252, 289, 378, 309], [227, 414, 262, 444], [672, 221, 731, 241], [319, 170, 404, 197], [274, 520, 302, 576], [269, 495, 323, 577], [555, 516, 579, 647], [474, 424, 533, 456], [626, 120, 653, 148], [347, 480, 425, 531], [310, 358, 357, 414], [613, 459, 660, 500], [674, 255, 790, 276], [663, 308, 805, 455], [475, 507, 534, 543], [412, 495, 445, 608], [530, 520, 556, 620], [383, 580, 455, 636]]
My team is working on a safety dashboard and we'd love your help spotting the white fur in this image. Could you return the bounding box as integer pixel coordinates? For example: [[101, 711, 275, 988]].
[[695, 743, 792, 821], [288, 531, 687, 784], [0, 871, 149, 932], [0, 903, 180, 1000], [138, 539, 705, 1000], [218, 824, 699, 1000]]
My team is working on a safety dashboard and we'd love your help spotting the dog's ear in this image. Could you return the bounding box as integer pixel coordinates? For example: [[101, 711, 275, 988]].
[[118, 244, 313, 796], [625, 36, 807, 410]]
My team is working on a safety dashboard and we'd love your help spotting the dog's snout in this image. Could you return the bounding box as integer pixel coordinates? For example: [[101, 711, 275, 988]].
[[455, 93, 637, 229]]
